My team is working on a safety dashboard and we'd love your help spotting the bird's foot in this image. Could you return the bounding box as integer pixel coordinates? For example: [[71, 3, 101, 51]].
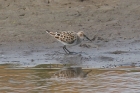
[[66, 52, 78, 55]]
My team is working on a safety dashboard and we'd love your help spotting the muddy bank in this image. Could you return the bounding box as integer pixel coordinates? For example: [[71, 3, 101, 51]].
[[0, 0, 140, 43], [0, 0, 140, 68]]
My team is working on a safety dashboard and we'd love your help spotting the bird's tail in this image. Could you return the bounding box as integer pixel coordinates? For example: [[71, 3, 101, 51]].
[[46, 30, 50, 33], [46, 30, 55, 36]]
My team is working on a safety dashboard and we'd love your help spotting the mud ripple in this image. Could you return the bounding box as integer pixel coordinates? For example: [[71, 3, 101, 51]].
[[97, 56, 114, 61], [108, 50, 128, 54]]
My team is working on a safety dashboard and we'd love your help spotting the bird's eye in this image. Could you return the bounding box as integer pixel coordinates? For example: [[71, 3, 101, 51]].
[[80, 34, 83, 36]]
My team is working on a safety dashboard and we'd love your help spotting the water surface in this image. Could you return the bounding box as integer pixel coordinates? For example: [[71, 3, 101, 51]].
[[0, 64, 140, 93]]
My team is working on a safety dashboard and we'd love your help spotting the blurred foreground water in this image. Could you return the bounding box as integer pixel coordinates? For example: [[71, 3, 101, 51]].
[[0, 64, 140, 93]]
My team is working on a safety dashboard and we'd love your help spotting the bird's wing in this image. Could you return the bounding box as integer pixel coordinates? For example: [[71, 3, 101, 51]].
[[46, 30, 77, 44], [57, 31, 77, 44]]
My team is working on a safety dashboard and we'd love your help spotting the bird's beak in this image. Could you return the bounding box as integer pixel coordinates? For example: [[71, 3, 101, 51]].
[[84, 35, 92, 41]]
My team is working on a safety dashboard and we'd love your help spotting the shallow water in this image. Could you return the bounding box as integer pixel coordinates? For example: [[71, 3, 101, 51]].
[[0, 65, 140, 93]]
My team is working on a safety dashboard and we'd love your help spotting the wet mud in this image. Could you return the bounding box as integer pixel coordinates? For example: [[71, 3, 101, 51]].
[[1, 39, 140, 69]]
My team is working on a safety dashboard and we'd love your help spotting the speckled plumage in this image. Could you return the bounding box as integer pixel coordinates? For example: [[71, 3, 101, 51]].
[[46, 31, 79, 45], [46, 30, 91, 54]]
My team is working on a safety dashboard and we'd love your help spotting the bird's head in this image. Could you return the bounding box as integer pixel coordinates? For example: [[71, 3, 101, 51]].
[[77, 31, 91, 41]]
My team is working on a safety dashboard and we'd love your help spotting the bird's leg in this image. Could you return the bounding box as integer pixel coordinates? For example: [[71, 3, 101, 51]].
[[63, 45, 72, 54], [64, 46, 71, 53], [63, 45, 69, 54], [63, 45, 78, 54]]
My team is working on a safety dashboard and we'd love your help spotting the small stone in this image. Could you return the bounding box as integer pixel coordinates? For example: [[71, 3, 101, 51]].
[[19, 14, 25, 16]]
